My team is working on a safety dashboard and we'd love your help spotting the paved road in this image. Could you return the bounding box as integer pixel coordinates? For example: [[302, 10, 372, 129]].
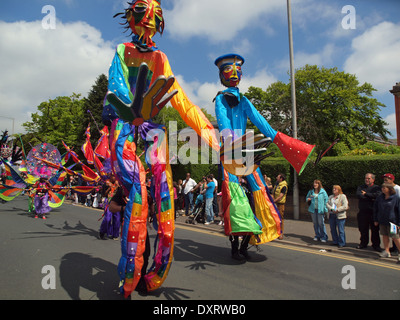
[[1, 197, 399, 301]]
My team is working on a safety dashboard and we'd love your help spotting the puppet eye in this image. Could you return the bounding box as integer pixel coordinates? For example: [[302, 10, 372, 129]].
[[155, 7, 163, 18], [134, 3, 148, 13], [223, 66, 233, 73]]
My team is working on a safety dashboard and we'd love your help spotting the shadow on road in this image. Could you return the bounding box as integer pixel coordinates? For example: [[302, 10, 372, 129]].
[[59, 252, 122, 300], [173, 237, 268, 268], [19, 220, 99, 240]]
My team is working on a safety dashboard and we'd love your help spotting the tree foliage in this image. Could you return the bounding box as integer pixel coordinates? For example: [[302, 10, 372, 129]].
[[245, 65, 390, 154], [20, 74, 109, 155], [22, 93, 85, 151], [79, 74, 109, 143]]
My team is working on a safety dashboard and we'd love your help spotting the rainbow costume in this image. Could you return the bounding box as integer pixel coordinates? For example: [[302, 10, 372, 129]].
[[103, 0, 217, 298], [214, 54, 315, 254]]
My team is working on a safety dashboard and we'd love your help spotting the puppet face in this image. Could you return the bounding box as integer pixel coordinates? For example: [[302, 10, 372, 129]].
[[127, 0, 164, 46], [220, 62, 242, 87], [215, 54, 245, 87]]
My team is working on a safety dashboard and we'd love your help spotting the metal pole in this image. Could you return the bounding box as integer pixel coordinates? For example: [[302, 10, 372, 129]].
[[0, 116, 15, 135], [287, 0, 299, 220], [390, 83, 400, 146]]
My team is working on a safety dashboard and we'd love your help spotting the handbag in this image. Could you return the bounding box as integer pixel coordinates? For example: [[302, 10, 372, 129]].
[[390, 222, 400, 235]]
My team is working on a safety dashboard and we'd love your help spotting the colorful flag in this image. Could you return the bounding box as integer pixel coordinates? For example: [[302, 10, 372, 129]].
[[62, 141, 100, 182], [81, 124, 95, 165], [94, 126, 111, 159], [1, 159, 27, 188], [0, 185, 24, 202]]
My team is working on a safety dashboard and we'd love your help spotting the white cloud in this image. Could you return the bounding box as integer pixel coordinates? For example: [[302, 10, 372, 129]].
[[344, 21, 400, 93], [0, 20, 115, 134], [164, 0, 285, 42], [174, 75, 220, 116], [295, 43, 335, 68], [384, 112, 396, 138], [277, 43, 336, 72], [239, 68, 277, 92]]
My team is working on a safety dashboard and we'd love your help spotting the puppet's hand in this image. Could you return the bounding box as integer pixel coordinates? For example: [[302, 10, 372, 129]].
[[106, 63, 178, 126], [220, 132, 274, 176]]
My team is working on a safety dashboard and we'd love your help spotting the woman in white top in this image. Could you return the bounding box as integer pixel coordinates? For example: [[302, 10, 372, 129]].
[[326, 185, 349, 247]]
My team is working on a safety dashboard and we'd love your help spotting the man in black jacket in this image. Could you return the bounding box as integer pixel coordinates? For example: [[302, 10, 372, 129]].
[[356, 173, 382, 251]]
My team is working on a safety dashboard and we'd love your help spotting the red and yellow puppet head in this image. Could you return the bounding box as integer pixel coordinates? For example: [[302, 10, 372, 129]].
[[215, 54, 245, 88], [115, 0, 164, 48]]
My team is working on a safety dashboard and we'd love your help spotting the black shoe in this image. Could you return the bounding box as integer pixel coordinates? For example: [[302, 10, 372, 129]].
[[373, 246, 382, 252], [135, 281, 148, 296], [239, 250, 251, 260], [99, 232, 106, 240], [356, 244, 367, 249], [231, 252, 245, 261]]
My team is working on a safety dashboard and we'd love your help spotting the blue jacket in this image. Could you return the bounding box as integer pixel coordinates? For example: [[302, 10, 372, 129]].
[[306, 188, 329, 214], [373, 193, 400, 226]]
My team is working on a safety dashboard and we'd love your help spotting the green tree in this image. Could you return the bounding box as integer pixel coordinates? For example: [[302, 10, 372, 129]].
[[79, 74, 109, 144], [153, 105, 215, 133], [22, 93, 85, 150], [245, 65, 389, 154]]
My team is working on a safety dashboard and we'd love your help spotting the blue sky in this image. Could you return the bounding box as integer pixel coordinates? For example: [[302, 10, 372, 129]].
[[0, 0, 399, 139]]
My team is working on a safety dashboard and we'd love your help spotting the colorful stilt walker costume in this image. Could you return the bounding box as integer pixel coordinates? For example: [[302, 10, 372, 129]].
[[103, 0, 217, 298], [214, 54, 315, 258]]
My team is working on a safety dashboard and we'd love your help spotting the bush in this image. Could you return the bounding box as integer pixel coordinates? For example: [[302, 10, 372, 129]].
[[345, 141, 400, 155]]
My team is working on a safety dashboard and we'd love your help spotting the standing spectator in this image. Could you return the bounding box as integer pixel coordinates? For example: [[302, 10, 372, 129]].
[[306, 180, 329, 242], [192, 177, 207, 209], [373, 183, 400, 260], [71, 175, 79, 204], [173, 181, 178, 219], [264, 174, 273, 191], [177, 179, 184, 211], [272, 173, 288, 240], [182, 173, 197, 216], [327, 185, 349, 247], [356, 173, 381, 251], [210, 174, 219, 219], [204, 175, 216, 225], [383, 173, 400, 197], [178, 179, 185, 210], [92, 188, 100, 208], [66, 175, 74, 200], [85, 191, 92, 207], [382, 173, 400, 254]]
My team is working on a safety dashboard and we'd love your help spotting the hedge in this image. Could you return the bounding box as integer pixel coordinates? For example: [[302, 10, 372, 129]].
[[260, 155, 400, 196]]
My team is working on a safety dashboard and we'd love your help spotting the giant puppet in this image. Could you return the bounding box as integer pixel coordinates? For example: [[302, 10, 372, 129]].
[[103, 0, 315, 297], [214, 54, 315, 259], [102, 0, 219, 298]]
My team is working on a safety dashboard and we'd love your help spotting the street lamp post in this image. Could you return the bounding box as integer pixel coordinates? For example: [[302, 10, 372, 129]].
[[390, 82, 400, 146], [287, 0, 300, 220], [0, 116, 15, 135]]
